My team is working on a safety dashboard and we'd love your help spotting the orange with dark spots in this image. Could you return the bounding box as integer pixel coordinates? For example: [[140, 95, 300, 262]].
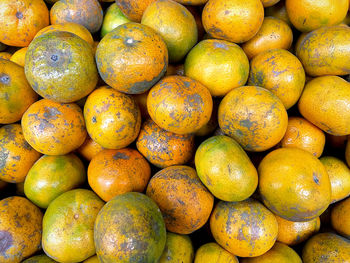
[[21, 99, 87, 155], [96, 22, 168, 94], [147, 76, 213, 135], [159, 232, 194, 263], [265, 1, 291, 26], [88, 148, 151, 202], [84, 86, 141, 149], [136, 119, 195, 168], [0, 124, 41, 183], [210, 198, 278, 257], [77, 135, 104, 161], [0, 0, 49, 47], [115, 0, 156, 22], [146, 165, 214, 234], [0, 52, 12, 60], [0, 196, 43, 263], [50, 0, 103, 33], [194, 242, 238, 263], [331, 197, 350, 239], [0, 59, 38, 124], [166, 64, 184, 76]]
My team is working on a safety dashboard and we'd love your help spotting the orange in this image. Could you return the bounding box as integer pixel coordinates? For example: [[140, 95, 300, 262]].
[[115, 0, 156, 22], [159, 232, 194, 263], [0, 124, 41, 183], [25, 31, 98, 103], [202, 0, 264, 43], [96, 22, 168, 94], [259, 147, 331, 221], [184, 39, 249, 97], [166, 64, 184, 76], [331, 197, 350, 238], [265, 2, 291, 26], [261, 0, 280, 7], [0, 52, 11, 60], [132, 91, 150, 119], [94, 192, 166, 262], [194, 243, 238, 263], [141, 0, 198, 63], [347, 138, 350, 167], [101, 3, 131, 37], [0, 196, 43, 263], [0, 0, 49, 47], [174, 0, 208, 4], [286, 0, 348, 32], [298, 76, 350, 136], [218, 86, 288, 152], [0, 59, 38, 124], [22, 99, 87, 155], [210, 199, 278, 257], [77, 135, 104, 161], [248, 49, 305, 109], [50, 0, 103, 33], [136, 119, 195, 168], [146, 165, 214, 234], [194, 100, 218, 137], [84, 86, 141, 149], [83, 256, 99, 263], [22, 254, 57, 263], [10, 47, 27, 67]]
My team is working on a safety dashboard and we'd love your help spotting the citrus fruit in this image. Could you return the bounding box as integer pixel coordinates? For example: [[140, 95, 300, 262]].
[[194, 243, 238, 263], [261, 0, 280, 7], [22, 255, 57, 263], [0, 52, 11, 60], [83, 255, 99, 263], [10, 47, 28, 67], [77, 135, 104, 161], [101, 3, 131, 37], [159, 232, 194, 263], [115, 0, 156, 22], [331, 197, 350, 239]]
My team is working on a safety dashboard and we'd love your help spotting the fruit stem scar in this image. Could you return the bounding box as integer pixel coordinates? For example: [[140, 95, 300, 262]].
[[0, 74, 10, 85], [51, 54, 59, 62], [16, 11, 23, 19]]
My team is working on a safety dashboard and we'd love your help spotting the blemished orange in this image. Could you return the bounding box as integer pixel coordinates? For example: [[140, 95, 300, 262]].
[[248, 49, 305, 109], [184, 39, 249, 97], [77, 135, 104, 161], [96, 23, 168, 94], [280, 117, 325, 157], [202, 0, 264, 43], [147, 76, 213, 135], [210, 199, 278, 257], [10, 47, 27, 67], [258, 147, 331, 221], [265, 1, 291, 26], [115, 0, 156, 22], [21, 99, 87, 155], [146, 165, 214, 234], [218, 86, 288, 152], [159, 232, 194, 263], [194, 243, 238, 263], [331, 197, 350, 239], [84, 86, 141, 149], [0, 0, 49, 47], [0, 52, 11, 60]]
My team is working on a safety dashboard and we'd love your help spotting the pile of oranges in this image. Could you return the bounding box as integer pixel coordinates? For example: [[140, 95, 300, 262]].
[[1, 0, 350, 262]]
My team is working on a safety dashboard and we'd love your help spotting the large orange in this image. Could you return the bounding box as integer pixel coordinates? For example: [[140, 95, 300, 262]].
[[202, 0, 264, 43], [0, 0, 49, 47], [194, 243, 238, 263], [96, 23, 168, 94], [331, 197, 350, 239], [115, 0, 156, 22]]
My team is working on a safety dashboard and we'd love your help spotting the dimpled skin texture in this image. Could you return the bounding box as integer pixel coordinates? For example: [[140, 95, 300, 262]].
[[50, 0, 103, 33], [94, 192, 166, 263], [0, 0, 49, 47], [25, 31, 98, 103], [116, 0, 156, 22], [202, 0, 264, 43], [210, 199, 278, 258], [21, 99, 87, 155], [136, 119, 195, 168], [218, 86, 288, 152], [96, 23, 168, 94], [159, 232, 194, 263], [0, 196, 43, 263], [0, 124, 41, 183], [0, 59, 38, 124], [194, 243, 239, 263], [258, 148, 331, 221], [331, 197, 350, 239], [298, 76, 350, 136], [146, 166, 214, 234], [296, 26, 350, 76], [147, 76, 213, 135], [84, 86, 141, 149]]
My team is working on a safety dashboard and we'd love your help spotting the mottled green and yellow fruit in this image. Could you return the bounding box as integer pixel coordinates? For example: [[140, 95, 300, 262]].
[[101, 3, 131, 37], [159, 232, 194, 263]]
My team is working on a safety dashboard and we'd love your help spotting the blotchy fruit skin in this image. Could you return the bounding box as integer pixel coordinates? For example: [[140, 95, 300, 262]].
[[101, 3, 131, 37], [136, 119, 195, 168], [116, 0, 156, 22], [22, 254, 57, 263], [94, 192, 166, 263], [302, 233, 350, 263], [50, 0, 103, 33], [96, 23, 168, 94], [146, 165, 214, 234], [0, 59, 38, 124], [258, 148, 331, 221], [159, 232, 194, 263], [331, 197, 350, 239], [218, 86, 288, 152], [84, 86, 141, 149], [0, 124, 41, 183], [195, 135, 258, 202], [0, 196, 43, 263], [25, 31, 98, 103], [276, 215, 320, 246], [248, 49, 305, 110], [0, 0, 49, 47], [141, 0, 198, 63], [296, 26, 350, 76], [24, 154, 86, 208], [298, 76, 350, 136], [184, 39, 249, 97], [77, 135, 104, 161], [202, 0, 264, 43], [210, 199, 278, 257], [147, 76, 213, 135], [194, 243, 238, 263], [42, 189, 104, 263], [22, 99, 87, 155]]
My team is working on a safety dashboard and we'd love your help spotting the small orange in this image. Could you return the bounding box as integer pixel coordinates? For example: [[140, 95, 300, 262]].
[[261, 0, 280, 7], [22, 99, 87, 155], [77, 135, 104, 161], [115, 0, 156, 22], [100, 3, 131, 37], [159, 232, 194, 263], [174, 0, 208, 4], [265, 2, 291, 26], [10, 47, 27, 67], [194, 243, 239, 263], [331, 197, 350, 239]]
